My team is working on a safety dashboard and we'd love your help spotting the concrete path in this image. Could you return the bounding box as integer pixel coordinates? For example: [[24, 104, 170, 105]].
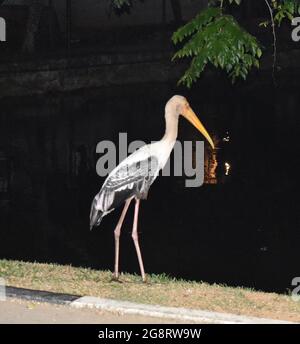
[[0, 298, 191, 324], [3, 286, 297, 324]]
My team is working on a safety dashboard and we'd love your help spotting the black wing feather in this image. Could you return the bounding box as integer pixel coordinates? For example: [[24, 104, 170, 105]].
[[99, 155, 159, 212]]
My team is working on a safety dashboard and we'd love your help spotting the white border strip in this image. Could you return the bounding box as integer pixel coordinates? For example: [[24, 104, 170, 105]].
[[71, 297, 296, 324]]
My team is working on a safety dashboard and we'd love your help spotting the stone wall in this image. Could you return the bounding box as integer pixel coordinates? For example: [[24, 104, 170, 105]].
[[0, 48, 300, 99], [0, 51, 184, 98]]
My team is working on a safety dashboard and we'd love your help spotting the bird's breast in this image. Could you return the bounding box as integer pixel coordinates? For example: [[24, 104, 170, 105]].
[[151, 140, 176, 170]]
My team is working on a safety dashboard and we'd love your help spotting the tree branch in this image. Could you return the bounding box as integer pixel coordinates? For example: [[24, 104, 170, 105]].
[[264, 0, 277, 84]]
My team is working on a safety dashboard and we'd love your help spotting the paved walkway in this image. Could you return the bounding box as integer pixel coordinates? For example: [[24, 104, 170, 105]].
[[2, 286, 296, 324], [0, 298, 191, 324]]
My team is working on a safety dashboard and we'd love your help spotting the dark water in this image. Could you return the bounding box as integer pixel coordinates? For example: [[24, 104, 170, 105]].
[[0, 80, 299, 293]]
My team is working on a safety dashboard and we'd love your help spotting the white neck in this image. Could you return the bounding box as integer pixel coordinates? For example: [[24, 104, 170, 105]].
[[152, 109, 179, 170], [161, 110, 179, 144]]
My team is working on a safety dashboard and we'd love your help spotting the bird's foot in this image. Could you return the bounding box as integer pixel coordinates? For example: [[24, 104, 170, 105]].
[[111, 274, 123, 283]]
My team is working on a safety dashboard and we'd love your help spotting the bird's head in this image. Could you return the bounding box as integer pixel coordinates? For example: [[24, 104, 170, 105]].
[[166, 95, 214, 149]]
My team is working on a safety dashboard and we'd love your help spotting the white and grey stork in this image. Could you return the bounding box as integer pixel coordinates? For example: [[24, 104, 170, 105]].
[[90, 95, 214, 282]]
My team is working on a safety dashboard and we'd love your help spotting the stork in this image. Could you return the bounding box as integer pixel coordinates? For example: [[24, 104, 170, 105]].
[[90, 95, 214, 282]]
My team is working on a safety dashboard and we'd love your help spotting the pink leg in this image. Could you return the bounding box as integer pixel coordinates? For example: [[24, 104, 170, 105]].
[[113, 198, 132, 280], [132, 198, 146, 282]]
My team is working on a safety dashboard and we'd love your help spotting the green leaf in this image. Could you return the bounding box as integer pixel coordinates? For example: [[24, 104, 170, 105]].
[[257, 48, 262, 58], [259, 20, 270, 27]]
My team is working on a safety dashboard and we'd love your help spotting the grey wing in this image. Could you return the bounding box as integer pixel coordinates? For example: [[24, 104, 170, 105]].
[[97, 155, 159, 213]]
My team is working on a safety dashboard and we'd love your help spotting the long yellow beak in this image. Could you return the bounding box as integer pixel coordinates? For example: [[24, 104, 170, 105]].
[[182, 107, 215, 149]]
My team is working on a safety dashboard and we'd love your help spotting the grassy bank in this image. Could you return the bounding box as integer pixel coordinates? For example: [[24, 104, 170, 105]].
[[0, 259, 299, 322]]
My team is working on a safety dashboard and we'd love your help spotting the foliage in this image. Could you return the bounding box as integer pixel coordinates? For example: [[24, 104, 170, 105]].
[[110, 0, 300, 87], [109, 0, 144, 15], [172, 0, 300, 87], [172, 8, 261, 86], [110, 0, 132, 9], [271, 0, 300, 25]]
